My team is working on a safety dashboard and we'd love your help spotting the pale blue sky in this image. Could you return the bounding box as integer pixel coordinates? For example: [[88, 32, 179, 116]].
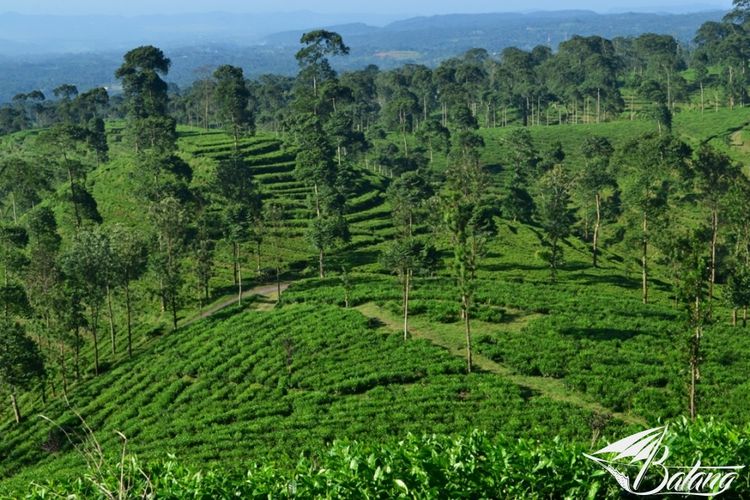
[[0, 0, 733, 16]]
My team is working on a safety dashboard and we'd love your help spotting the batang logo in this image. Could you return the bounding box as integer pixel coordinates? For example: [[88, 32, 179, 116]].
[[584, 426, 744, 496]]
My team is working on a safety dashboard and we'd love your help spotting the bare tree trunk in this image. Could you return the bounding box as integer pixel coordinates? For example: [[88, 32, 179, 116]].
[[256, 241, 262, 274], [732, 308, 738, 327], [74, 325, 80, 381], [313, 183, 321, 219], [171, 296, 178, 330], [689, 356, 697, 420], [125, 282, 133, 358], [91, 311, 99, 376], [10, 192, 17, 223], [690, 313, 701, 421], [463, 294, 472, 373], [60, 341, 68, 396], [709, 207, 718, 304], [403, 270, 411, 341], [642, 214, 649, 305], [593, 193, 601, 268], [10, 391, 20, 424], [237, 248, 243, 306], [106, 284, 116, 355], [232, 242, 238, 286], [276, 265, 281, 304], [319, 249, 325, 279], [66, 165, 82, 229]]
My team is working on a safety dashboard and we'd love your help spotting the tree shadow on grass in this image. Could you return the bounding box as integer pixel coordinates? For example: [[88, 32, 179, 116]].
[[564, 273, 642, 290], [561, 327, 641, 341]]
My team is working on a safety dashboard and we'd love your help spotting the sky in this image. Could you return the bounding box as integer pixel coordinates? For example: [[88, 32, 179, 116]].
[[0, 0, 733, 16]]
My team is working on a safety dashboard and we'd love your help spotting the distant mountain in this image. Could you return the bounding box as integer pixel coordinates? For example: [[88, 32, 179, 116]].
[[0, 9, 727, 103], [0, 11, 398, 55], [264, 10, 725, 55]]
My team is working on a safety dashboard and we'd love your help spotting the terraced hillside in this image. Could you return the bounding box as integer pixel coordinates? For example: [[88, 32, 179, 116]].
[[4, 109, 750, 493], [0, 302, 623, 492]]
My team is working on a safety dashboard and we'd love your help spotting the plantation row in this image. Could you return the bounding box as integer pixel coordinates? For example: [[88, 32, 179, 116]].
[[21, 418, 750, 499], [0, 304, 617, 491]]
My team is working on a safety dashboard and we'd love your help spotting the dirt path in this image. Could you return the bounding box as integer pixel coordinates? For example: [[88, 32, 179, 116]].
[[181, 282, 290, 327], [356, 302, 646, 427]]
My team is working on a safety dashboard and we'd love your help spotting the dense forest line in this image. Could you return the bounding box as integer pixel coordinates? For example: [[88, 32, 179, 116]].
[[2, 1, 750, 496], [1, 5, 750, 137]]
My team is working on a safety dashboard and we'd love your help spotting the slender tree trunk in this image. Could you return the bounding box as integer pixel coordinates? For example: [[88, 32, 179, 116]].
[[689, 355, 697, 420], [159, 276, 166, 313], [642, 214, 649, 305], [551, 238, 559, 282], [313, 183, 321, 219], [463, 293, 472, 373], [256, 241, 261, 274], [125, 282, 133, 358], [171, 296, 178, 330], [690, 308, 701, 421], [106, 284, 116, 355], [60, 340, 68, 396], [237, 248, 243, 306], [593, 193, 601, 268], [403, 270, 411, 341], [232, 242, 238, 286], [10, 192, 17, 223], [709, 207, 718, 304], [732, 308, 738, 327], [10, 391, 20, 424], [319, 249, 325, 279], [92, 311, 99, 376], [66, 164, 82, 229], [276, 265, 281, 304], [74, 325, 80, 381]]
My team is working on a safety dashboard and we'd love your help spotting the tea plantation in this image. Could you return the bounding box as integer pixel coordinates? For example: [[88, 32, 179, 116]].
[[2, 108, 750, 497]]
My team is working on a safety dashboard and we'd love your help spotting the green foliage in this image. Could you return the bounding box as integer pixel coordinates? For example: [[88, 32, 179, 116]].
[[537, 165, 576, 281], [24, 418, 750, 499]]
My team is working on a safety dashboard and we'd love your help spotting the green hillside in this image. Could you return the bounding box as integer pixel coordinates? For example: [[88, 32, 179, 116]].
[[2, 105, 750, 495]]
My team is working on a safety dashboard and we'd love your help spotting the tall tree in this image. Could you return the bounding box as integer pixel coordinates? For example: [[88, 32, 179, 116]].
[[61, 228, 111, 375], [263, 202, 287, 302], [213, 153, 261, 301], [37, 124, 102, 229], [24, 207, 64, 390], [619, 133, 690, 304], [0, 320, 44, 424], [675, 233, 710, 420], [537, 165, 576, 282], [291, 115, 348, 277], [214, 65, 254, 151], [149, 196, 189, 330], [382, 170, 435, 339], [0, 157, 50, 223], [691, 145, 738, 304], [441, 124, 495, 373], [577, 136, 616, 267], [108, 225, 148, 357], [115, 45, 175, 154], [295, 30, 350, 101]]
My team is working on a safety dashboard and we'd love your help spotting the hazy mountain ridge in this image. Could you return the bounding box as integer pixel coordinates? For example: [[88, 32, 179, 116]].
[[0, 9, 726, 103]]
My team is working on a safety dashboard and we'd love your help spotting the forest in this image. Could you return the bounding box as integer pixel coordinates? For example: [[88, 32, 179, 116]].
[[2, 1, 750, 498]]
